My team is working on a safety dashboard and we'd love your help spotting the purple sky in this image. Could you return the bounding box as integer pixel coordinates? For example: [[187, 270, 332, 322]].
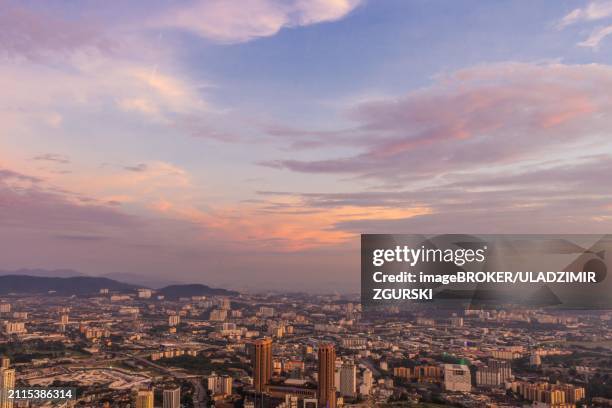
[[1, 0, 612, 292]]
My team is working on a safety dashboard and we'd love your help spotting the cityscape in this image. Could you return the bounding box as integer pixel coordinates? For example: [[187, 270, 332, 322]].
[[3, 0, 612, 407], [0, 278, 611, 407]]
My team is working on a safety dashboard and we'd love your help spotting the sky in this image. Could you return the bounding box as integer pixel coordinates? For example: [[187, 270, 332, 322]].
[[1, 0, 612, 292]]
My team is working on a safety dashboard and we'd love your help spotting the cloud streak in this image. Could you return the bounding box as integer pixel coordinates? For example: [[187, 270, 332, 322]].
[[260, 154, 612, 235], [557, 1, 612, 48], [558, 0, 612, 28], [152, 0, 362, 43], [264, 62, 612, 183], [32, 154, 70, 164], [579, 24, 612, 48]]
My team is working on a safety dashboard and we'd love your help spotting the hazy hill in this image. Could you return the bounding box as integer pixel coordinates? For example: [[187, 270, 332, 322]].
[[157, 284, 237, 299], [0, 275, 136, 295], [0, 268, 84, 278], [0, 270, 238, 299], [0, 274, 236, 298], [101, 272, 181, 289]]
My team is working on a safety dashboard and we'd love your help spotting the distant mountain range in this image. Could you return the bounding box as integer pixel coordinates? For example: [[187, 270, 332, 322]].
[[0, 274, 237, 298], [99, 272, 181, 289], [0, 268, 85, 278], [0, 269, 178, 288], [158, 284, 237, 299], [0, 275, 136, 295]]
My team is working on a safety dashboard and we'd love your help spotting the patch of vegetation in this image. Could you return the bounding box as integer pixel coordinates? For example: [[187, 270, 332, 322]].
[[0, 340, 67, 363], [158, 355, 249, 375], [587, 373, 612, 401]]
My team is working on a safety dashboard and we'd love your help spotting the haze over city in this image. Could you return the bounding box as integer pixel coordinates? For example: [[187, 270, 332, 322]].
[[2, 0, 612, 292]]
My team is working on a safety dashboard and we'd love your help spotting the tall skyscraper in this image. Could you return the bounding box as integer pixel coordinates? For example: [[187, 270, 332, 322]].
[[339, 363, 356, 397], [0, 357, 8, 369], [317, 343, 336, 408], [163, 387, 180, 408], [0, 368, 15, 408], [135, 388, 154, 408], [253, 337, 273, 393]]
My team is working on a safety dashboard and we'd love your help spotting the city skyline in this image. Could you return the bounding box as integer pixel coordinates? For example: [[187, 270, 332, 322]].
[[1, 290, 604, 407], [2, 0, 612, 292]]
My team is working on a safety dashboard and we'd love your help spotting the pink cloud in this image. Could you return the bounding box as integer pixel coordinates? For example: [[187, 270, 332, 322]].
[[260, 154, 612, 236], [152, 0, 363, 44], [264, 63, 612, 181], [0, 3, 112, 59], [0, 166, 136, 231]]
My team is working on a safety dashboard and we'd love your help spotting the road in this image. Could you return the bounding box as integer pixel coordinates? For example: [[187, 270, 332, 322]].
[[191, 378, 207, 408]]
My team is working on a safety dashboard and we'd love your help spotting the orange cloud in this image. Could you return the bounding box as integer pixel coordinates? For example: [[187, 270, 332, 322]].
[[146, 193, 431, 251]]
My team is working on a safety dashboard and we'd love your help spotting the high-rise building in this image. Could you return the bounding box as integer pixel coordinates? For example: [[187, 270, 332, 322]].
[[444, 364, 472, 392], [476, 366, 502, 387], [2, 322, 26, 335], [135, 389, 154, 408], [210, 309, 228, 321], [491, 349, 521, 360], [208, 375, 233, 396], [339, 363, 356, 397], [413, 365, 444, 382], [163, 387, 180, 408], [253, 337, 273, 393], [220, 298, 231, 310], [0, 357, 8, 369], [488, 359, 512, 382], [259, 306, 275, 317], [168, 315, 180, 327], [317, 343, 336, 408], [530, 352, 542, 366], [340, 338, 366, 350], [360, 368, 372, 395], [222, 376, 233, 395], [0, 368, 15, 408], [512, 381, 585, 405], [137, 289, 152, 299]]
